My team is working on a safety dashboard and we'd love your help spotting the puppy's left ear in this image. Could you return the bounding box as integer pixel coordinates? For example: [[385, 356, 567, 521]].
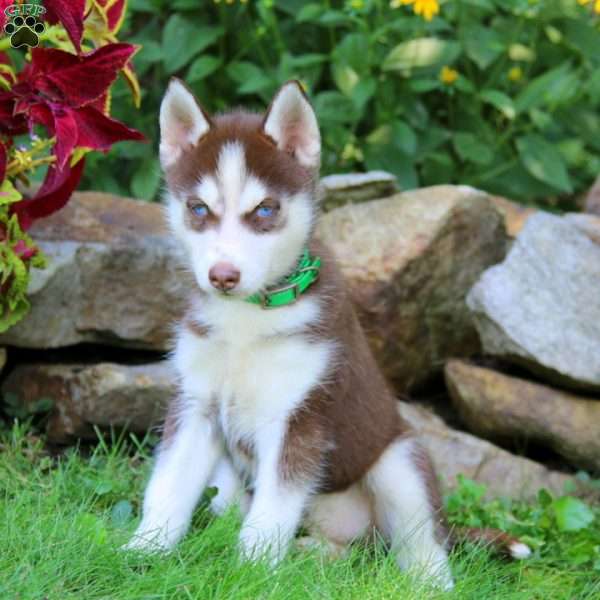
[[263, 81, 320, 168], [159, 78, 211, 168]]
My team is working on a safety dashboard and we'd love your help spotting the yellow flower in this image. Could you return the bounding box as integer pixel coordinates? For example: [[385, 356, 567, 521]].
[[440, 66, 458, 85], [391, 0, 440, 21], [508, 66, 523, 82], [578, 0, 600, 11]]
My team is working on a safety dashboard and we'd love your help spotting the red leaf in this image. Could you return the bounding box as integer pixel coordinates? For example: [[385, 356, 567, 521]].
[[107, 0, 126, 31], [12, 158, 85, 228], [73, 106, 146, 151], [0, 92, 27, 135], [30, 44, 138, 107], [52, 108, 79, 169], [44, 0, 85, 53], [0, 141, 6, 183]]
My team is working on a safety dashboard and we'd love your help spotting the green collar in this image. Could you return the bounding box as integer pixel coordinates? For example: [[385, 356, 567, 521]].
[[245, 248, 321, 309]]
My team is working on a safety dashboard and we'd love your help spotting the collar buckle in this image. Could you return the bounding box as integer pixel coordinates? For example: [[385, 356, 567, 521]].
[[258, 266, 320, 309]]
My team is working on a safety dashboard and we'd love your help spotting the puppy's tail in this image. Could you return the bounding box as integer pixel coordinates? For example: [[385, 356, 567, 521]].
[[450, 526, 532, 560]]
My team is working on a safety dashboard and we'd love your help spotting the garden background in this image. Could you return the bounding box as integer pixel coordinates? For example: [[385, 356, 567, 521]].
[[84, 0, 600, 210]]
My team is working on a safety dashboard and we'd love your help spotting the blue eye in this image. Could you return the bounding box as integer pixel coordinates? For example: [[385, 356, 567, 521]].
[[190, 203, 208, 217], [256, 205, 274, 218]]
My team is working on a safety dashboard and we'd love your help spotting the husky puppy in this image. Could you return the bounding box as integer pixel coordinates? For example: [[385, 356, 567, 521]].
[[125, 80, 530, 589]]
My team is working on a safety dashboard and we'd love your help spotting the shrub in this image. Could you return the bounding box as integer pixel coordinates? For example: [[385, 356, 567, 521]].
[[0, 0, 144, 332], [88, 0, 600, 209]]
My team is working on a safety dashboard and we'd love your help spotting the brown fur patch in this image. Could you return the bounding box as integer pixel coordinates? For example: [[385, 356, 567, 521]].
[[280, 240, 409, 493], [165, 111, 318, 197], [451, 526, 527, 558]]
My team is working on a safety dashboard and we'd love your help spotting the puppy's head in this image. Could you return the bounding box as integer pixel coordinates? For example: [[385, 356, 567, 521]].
[[160, 79, 320, 298]]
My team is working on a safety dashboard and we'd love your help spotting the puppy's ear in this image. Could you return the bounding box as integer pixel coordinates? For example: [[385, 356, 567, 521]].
[[159, 78, 211, 168], [263, 81, 320, 168]]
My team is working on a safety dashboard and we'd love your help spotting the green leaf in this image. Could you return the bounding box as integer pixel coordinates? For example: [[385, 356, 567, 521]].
[[296, 3, 325, 23], [131, 158, 161, 201], [94, 481, 113, 496], [187, 55, 222, 83], [0, 179, 23, 205], [392, 121, 417, 156], [382, 38, 460, 72], [314, 91, 357, 125], [480, 89, 517, 120], [226, 62, 272, 95], [516, 134, 572, 193], [515, 63, 578, 113], [552, 497, 594, 532], [350, 78, 376, 112], [408, 79, 441, 93], [364, 144, 418, 191], [332, 64, 359, 96], [453, 132, 493, 165], [333, 33, 370, 75], [463, 26, 505, 69], [162, 17, 224, 74], [111, 500, 133, 527], [564, 20, 600, 64]]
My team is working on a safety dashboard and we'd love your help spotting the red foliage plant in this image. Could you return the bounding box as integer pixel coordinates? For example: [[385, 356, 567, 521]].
[[0, 0, 145, 331]]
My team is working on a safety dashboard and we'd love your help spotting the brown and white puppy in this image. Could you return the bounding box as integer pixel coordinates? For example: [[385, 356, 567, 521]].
[[124, 80, 530, 589]]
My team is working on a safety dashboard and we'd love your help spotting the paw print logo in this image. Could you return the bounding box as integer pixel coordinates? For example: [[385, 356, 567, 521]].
[[4, 14, 45, 49]]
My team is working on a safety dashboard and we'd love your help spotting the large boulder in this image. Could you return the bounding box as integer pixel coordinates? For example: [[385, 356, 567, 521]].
[[399, 401, 575, 499], [2, 361, 174, 443], [445, 360, 600, 473], [317, 185, 508, 390], [467, 212, 600, 392], [0, 191, 189, 350]]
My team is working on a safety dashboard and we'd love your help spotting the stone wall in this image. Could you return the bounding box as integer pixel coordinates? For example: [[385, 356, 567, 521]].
[[2, 174, 598, 499]]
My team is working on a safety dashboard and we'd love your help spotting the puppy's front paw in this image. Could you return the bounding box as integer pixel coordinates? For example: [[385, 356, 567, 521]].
[[121, 526, 174, 554], [238, 526, 262, 562], [238, 526, 283, 566]]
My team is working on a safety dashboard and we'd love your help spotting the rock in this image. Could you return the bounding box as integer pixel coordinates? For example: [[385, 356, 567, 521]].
[[317, 185, 508, 391], [1, 361, 175, 443], [489, 196, 536, 238], [319, 171, 398, 210], [583, 175, 600, 216], [398, 401, 575, 499], [0, 191, 190, 350], [467, 212, 600, 392], [445, 360, 600, 473]]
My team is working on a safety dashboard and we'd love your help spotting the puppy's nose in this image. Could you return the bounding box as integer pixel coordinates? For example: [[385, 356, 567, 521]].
[[209, 262, 240, 292]]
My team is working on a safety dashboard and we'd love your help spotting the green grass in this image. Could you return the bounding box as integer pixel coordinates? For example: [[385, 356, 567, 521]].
[[1, 421, 599, 600]]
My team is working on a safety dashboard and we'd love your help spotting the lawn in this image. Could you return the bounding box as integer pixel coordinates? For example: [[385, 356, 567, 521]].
[[2, 421, 599, 600]]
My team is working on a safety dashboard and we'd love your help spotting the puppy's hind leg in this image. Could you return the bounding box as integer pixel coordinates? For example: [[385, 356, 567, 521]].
[[208, 456, 251, 517], [366, 436, 454, 590]]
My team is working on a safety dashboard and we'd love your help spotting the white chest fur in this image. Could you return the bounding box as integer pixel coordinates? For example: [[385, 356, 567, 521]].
[[172, 296, 333, 480]]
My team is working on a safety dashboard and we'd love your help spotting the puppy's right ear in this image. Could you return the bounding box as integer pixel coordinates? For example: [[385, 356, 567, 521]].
[[159, 78, 211, 168]]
